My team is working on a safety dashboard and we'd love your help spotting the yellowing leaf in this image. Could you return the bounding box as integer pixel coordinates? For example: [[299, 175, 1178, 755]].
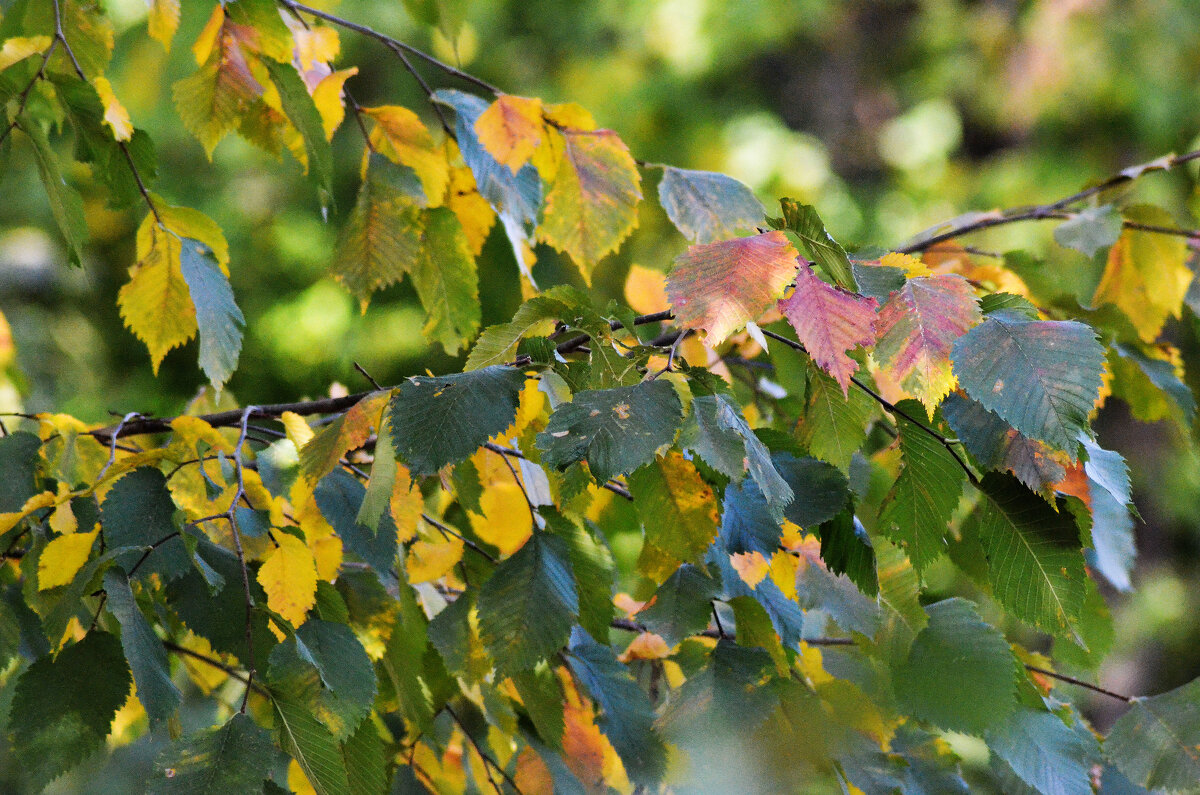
[[93, 76, 133, 141], [191, 4, 224, 65], [619, 632, 671, 661], [117, 220, 197, 373], [468, 483, 533, 555], [293, 25, 340, 71], [779, 259, 879, 395], [0, 35, 51, 70], [1093, 205, 1191, 342], [624, 264, 669, 315], [447, 160, 496, 256], [475, 94, 546, 173], [666, 231, 800, 347], [406, 531, 464, 583], [299, 391, 388, 483], [296, 494, 343, 581], [730, 550, 770, 588], [280, 410, 315, 448], [177, 632, 230, 694], [311, 67, 357, 140], [537, 129, 642, 284], [38, 530, 99, 590], [147, 0, 180, 51], [257, 532, 318, 627], [514, 747, 555, 795], [873, 269, 982, 415], [364, 105, 450, 204], [0, 491, 58, 535], [390, 464, 423, 544], [174, 25, 265, 156]]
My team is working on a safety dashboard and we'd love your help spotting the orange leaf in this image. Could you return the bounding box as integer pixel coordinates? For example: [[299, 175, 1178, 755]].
[[666, 231, 799, 347], [730, 550, 770, 588], [364, 105, 450, 204], [475, 94, 545, 173]]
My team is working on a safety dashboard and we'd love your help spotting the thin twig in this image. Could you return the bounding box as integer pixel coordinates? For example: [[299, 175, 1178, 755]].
[[444, 704, 522, 794], [163, 640, 269, 695], [227, 407, 260, 712], [96, 412, 140, 482], [422, 513, 497, 563], [1023, 663, 1132, 703], [353, 361, 384, 390]]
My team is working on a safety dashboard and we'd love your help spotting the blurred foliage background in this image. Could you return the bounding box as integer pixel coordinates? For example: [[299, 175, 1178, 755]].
[[4, 0, 1200, 777]]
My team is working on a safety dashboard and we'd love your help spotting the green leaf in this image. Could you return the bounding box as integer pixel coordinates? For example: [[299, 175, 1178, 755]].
[[313, 469, 399, 576], [566, 628, 667, 785], [0, 431, 42, 513], [793, 557, 880, 639], [878, 399, 965, 573], [476, 531, 577, 674], [658, 640, 777, 743], [1112, 343, 1196, 424], [1106, 676, 1200, 792], [149, 713, 274, 795], [178, 235, 244, 391], [951, 311, 1104, 455], [681, 394, 793, 519], [267, 619, 378, 742], [427, 591, 478, 680], [18, 115, 88, 266], [102, 467, 190, 582], [103, 569, 181, 724], [388, 365, 526, 476], [980, 291, 1040, 319], [381, 583, 436, 732], [942, 393, 1066, 495], [7, 631, 132, 790], [638, 564, 720, 647], [969, 473, 1085, 635], [512, 666, 566, 749], [536, 380, 682, 482], [819, 510, 877, 597], [271, 690, 352, 795], [776, 198, 855, 289], [798, 363, 875, 471], [331, 155, 424, 306], [628, 452, 720, 573], [852, 261, 906, 303], [546, 513, 615, 642], [729, 595, 787, 673], [893, 598, 1015, 734], [342, 716, 387, 795], [357, 412, 398, 532], [657, 166, 765, 243], [1053, 575, 1114, 670], [264, 59, 334, 208], [410, 206, 481, 354], [465, 287, 591, 370], [1053, 204, 1122, 258], [988, 708, 1100, 795]]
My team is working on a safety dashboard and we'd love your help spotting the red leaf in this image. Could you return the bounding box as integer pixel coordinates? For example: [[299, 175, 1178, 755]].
[[778, 260, 878, 394], [666, 231, 799, 347]]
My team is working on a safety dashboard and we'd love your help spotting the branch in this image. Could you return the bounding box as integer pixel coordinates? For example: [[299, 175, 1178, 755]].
[[162, 639, 269, 696], [0, 39, 60, 147]]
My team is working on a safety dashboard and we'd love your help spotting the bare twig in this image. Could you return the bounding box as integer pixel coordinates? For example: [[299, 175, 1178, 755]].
[[1024, 663, 1132, 703], [163, 640, 269, 696]]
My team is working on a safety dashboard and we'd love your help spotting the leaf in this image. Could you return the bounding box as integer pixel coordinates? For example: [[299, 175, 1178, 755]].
[[299, 392, 387, 484], [536, 380, 683, 482], [547, 514, 615, 642], [361, 106, 449, 202], [258, 532, 319, 628], [388, 365, 526, 475], [951, 311, 1104, 455], [969, 473, 1085, 634], [873, 271, 982, 414], [379, 583, 439, 733], [268, 619, 377, 742], [103, 569, 182, 724], [312, 469, 398, 576], [987, 708, 1099, 795], [475, 94, 546, 173], [342, 714, 387, 795], [409, 206, 481, 354], [666, 231, 800, 346], [0, 431, 40, 514], [775, 199, 856, 289], [271, 692, 352, 795], [657, 167, 766, 244], [172, 20, 263, 156], [92, 76, 132, 141], [627, 452, 719, 576], [818, 511, 877, 596], [793, 555, 881, 638], [798, 363, 876, 471], [942, 392, 1067, 495], [177, 234, 245, 390], [878, 399, 965, 573], [18, 116, 88, 266], [465, 287, 589, 370], [779, 260, 878, 394], [638, 564, 721, 647], [331, 154, 424, 306], [680, 394, 793, 519], [149, 713, 274, 794], [1093, 204, 1192, 342], [1054, 204, 1122, 258], [476, 531, 577, 675], [0, 35, 51, 70], [1111, 342, 1197, 424], [7, 632, 132, 791], [565, 628, 667, 786], [118, 220, 196, 371], [658, 640, 777, 743], [893, 598, 1015, 734], [38, 529, 99, 590], [1106, 676, 1200, 792], [147, 0, 181, 51], [264, 59, 334, 207], [537, 128, 642, 283]]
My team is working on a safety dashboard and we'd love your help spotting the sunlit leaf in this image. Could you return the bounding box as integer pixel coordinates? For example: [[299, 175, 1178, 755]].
[[774, 199, 856, 289], [37, 529, 98, 590], [364, 105, 450, 204], [258, 532, 319, 628], [475, 94, 546, 173], [147, 0, 181, 51], [628, 452, 720, 577]]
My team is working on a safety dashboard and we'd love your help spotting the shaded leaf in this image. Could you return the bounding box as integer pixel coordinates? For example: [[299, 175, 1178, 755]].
[[776, 199, 855, 290], [149, 713, 274, 794], [951, 311, 1103, 455], [103, 569, 181, 724], [1054, 204, 1122, 259], [798, 363, 875, 471], [1106, 676, 1200, 792], [177, 234, 244, 390], [942, 392, 1067, 495], [271, 691, 351, 795], [18, 116, 88, 266], [628, 452, 719, 576], [638, 564, 720, 647], [363, 105, 449, 203], [408, 206, 480, 354], [264, 58, 334, 208], [819, 511, 877, 597], [313, 469, 399, 575], [657, 166, 765, 243], [666, 230, 799, 346], [987, 708, 1100, 795]]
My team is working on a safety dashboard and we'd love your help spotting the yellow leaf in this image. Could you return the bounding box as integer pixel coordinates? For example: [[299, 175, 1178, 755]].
[[390, 463, 423, 544], [191, 4, 225, 65], [0, 35, 52, 71], [280, 410, 315, 448], [0, 491, 57, 535], [406, 532, 464, 584], [730, 550, 770, 588], [514, 747, 555, 795], [93, 76, 133, 141], [177, 632, 231, 694], [312, 67, 357, 140], [118, 220, 197, 373], [258, 532, 319, 627], [170, 415, 234, 453], [880, 251, 930, 278], [297, 493, 343, 581], [446, 160, 496, 255], [1093, 206, 1192, 342], [293, 25, 339, 71], [152, 200, 231, 268], [475, 94, 546, 173], [468, 483, 532, 555], [364, 105, 450, 205], [287, 758, 319, 795], [543, 101, 596, 131], [769, 551, 799, 600], [38, 530, 99, 590], [147, 0, 181, 52], [619, 632, 671, 661], [48, 499, 78, 537], [623, 264, 669, 315]]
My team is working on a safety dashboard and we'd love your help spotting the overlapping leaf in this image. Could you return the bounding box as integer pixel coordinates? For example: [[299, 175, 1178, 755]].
[[666, 231, 800, 346], [942, 393, 1068, 496], [149, 713, 274, 794], [1106, 677, 1200, 791], [657, 166, 765, 243], [628, 452, 720, 577]]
